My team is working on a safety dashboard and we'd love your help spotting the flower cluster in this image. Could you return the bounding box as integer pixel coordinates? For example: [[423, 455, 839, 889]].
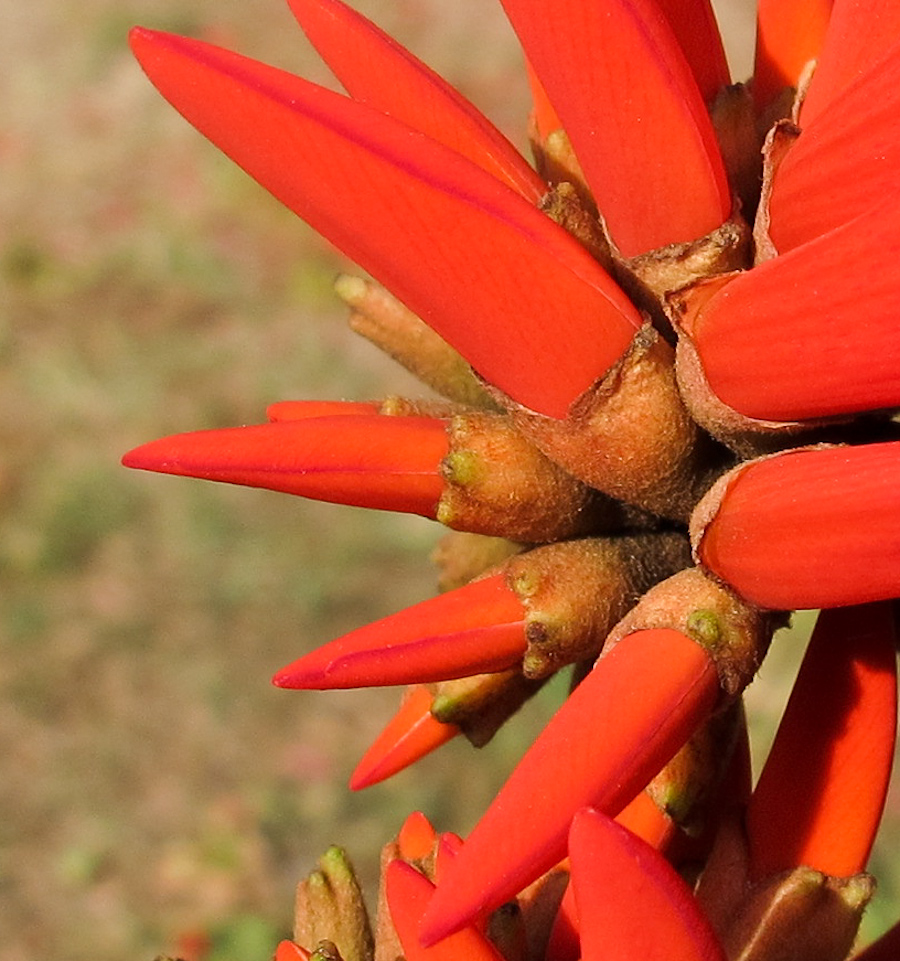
[[125, 0, 900, 958]]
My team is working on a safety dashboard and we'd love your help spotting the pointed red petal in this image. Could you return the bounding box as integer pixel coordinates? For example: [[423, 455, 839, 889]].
[[683, 205, 900, 421], [767, 40, 900, 252], [653, 0, 730, 102], [266, 400, 381, 422], [350, 687, 460, 790], [747, 603, 897, 879], [275, 941, 312, 961], [273, 573, 526, 689], [420, 629, 720, 942], [800, 0, 900, 126], [286, 0, 543, 201], [753, 0, 833, 110], [122, 415, 448, 517], [695, 443, 900, 610], [386, 860, 506, 961], [500, 0, 730, 256], [569, 808, 726, 961], [398, 810, 439, 861], [130, 28, 641, 418]]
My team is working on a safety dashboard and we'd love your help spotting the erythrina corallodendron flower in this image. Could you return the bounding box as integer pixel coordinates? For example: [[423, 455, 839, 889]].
[[124, 0, 900, 958]]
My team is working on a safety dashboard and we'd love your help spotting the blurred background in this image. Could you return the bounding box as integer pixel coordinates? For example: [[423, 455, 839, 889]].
[[2, 1, 897, 959]]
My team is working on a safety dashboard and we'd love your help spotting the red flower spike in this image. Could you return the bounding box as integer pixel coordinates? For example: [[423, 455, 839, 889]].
[[752, 0, 832, 110], [569, 808, 726, 961], [694, 443, 900, 610], [272, 573, 527, 689], [800, 0, 900, 127], [420, 628, 720, 943], [122, 415, 448, 518], [747, 603, 897, 880], [398, 810, 439, 862], [681, 204, 900, 422], [285, 0, 544, 202], [386, 860, 505, 961], [652, 0, 730, 103], [767, 40, 900, 253], [275, 941, 312, 961], [129, 28, 642, 419], [499, 0, 730, 256], [349, 687, 460, 790], [266, 400, 381, 422]]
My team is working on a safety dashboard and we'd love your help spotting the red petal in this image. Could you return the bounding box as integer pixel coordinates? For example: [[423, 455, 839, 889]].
[[569, 808, 726, 961], [386, 860, 505, 961], [272, 573, 526, 689], [286, 0, 543, 201], [350, 687, 460, 790], [800, 0, 900, 126], [130, 28, 640, 418], [653, 0, 730, 102], [266, 400, 381, 421], [695, 443, 900, 610], [420, 629, 720, 942], [747, 603, 897, 879], [753, 0, 832, 109], [683, 205, 900, 421], [499, 0, 730, 256], [767, 40, 900, 252], [275, 941, 312, 961], [615, 790, 676, 851], [398, 810, 439, 861], [122, 415, 448, 517]]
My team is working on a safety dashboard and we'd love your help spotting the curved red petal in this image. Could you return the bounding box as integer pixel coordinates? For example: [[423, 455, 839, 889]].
[[747, 603, 897, 879], [569, 808, 725, 961], [273, 573, 526, 689], [800, 0, 900, 126], [266, 400, 381, 421], [275, 940, 312, 961], [350, 688, 460, 790], [767, 40, 900, 252], [122, 415, 449, 517], [684, 205, 900, 421], [696, 443, 900, 610], [500, 0, 730, 256], [420, 629, 720, 942], [130, 28, 640, 418], [653, 0, 730, 102], [398, 810, 439, 861], [753, 0, 832, 109], [386, 860, 505, 961], [286, 0, 543, 201]]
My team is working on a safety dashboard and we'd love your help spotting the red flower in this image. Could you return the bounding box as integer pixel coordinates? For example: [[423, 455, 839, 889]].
[[124, 1, 900, 957]]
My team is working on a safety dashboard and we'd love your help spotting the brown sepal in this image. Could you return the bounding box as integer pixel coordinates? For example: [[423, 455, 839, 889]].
[[752, 120, 801, 265], [431, 532, 525, 593]]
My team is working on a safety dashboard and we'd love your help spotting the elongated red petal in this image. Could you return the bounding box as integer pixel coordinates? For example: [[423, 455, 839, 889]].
[[398, 810, 439, 862], [273, 573, 527, 689], [767, 40, 900, 252], [275, 940, 312, 961], [350, 687, 460, 790], [266, 400, 381, 421], [130, 28, 641, 418], [569, 808, 726, 961], [653, 0, 730, 102], [747, 603, 897, 879], [386, 860, 505, 961], [286, 0, 543, 201], [695, 443, 900, 610], [800, 0, 900, 126], [122, 415, 448, 517], [753, 0, 832, 109], [500, 0, 730, 256], [682, 205, 900, 421], [420, 629, 720, 942]]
